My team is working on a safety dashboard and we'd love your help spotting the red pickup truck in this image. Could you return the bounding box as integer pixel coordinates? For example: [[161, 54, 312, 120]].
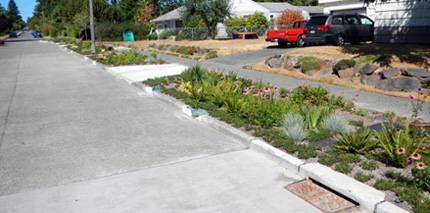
[[266, 19, 308, 47]]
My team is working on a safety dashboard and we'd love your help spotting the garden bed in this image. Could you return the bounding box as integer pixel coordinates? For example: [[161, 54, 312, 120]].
[[143, 64, 430, 212]]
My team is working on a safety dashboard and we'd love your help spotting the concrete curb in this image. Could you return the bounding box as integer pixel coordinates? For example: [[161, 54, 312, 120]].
[[51, 41, 408, 213]]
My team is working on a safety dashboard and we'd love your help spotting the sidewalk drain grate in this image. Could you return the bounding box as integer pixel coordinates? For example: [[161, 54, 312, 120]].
[[285, 179, 359, 213]]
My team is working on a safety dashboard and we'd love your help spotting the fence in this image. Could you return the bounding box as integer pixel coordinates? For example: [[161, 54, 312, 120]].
[[154, 25, 292, 41]]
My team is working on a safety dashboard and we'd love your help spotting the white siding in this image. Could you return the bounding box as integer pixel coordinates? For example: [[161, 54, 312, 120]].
[[374, 0, 430, 27], [230, 0, 270, 20]]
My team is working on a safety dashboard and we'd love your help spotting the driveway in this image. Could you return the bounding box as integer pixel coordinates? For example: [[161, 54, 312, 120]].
[[0, 33, 321, 212]]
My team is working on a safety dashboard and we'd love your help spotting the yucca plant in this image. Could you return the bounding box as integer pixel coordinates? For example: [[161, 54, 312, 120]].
[[298, 105, 333, 133], [373, 120, 425, 168], [180, 64, 207, 84], [324, 115, 348, 134], [283, 112, 308, 142], [335, 128, 376, 154]]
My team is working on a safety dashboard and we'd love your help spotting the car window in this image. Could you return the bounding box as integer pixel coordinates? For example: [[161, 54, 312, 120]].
[[345, 16, 359, 25], [293, 22, 300, 29], [332, 16, 344, 25], [360, 17, 373, 25], [305, 17, 328, 26], [299, 21, 307, 28]]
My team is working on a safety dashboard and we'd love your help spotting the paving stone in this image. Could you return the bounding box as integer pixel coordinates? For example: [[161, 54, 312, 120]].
[[305, 70, 317, 76], [338, 67, 356, 79], [360, 64, 378, 75], [361, 75, 380, 86], [319, 68, 333, 77], [363, 122, 404, 133], [265, 55, 283, 68], [401, 68, 430, 78], [381, 68, 400, 79]]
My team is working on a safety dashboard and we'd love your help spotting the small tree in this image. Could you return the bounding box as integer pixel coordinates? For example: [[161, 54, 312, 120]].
[[225, 16, 246, 36], [73, 11, 90, 39], [180, 0, 232, 40], [246, 12, 268, 27], [277, 9, 304, 27], [136, 1, 154, 23]]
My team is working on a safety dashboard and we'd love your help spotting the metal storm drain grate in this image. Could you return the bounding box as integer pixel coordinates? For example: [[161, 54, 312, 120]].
[[285, 179, 359, 213]]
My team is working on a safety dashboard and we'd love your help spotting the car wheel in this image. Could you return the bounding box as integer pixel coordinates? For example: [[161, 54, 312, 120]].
[[296, 35, 305, 47], [335, 34, 345, 46]]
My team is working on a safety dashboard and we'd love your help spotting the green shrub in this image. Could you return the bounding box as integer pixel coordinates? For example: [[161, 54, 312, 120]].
[[307, 128, 333, 142], [95, 22, 150, 41], [347, 119, 364, 127], [145, 53, 163, 64], [157, 44, 165, 50], [147, 34, 157, 40], [338, 153, 361, 163], [297, 56, 320, 73], [318, 155, 337, 166], [225, 17, 247, 36], [374, 179, 395, 190], [335, 128, 376, 154], [297, 145, 318, 159], [247, 12, 269, 27], [180, 64, 208, 84], [205, 50, 218, 59], [353, 109, 368, 117], [159, 29, 174, 39], [283, 140, 300, 153], [412, 166, 430, 191], [333, 59, 356, 72], [289, 85, 329, 106], [105, 51, 145, 66], [179, 46, 191, 55], [335, 163, 352, 174], [361, 161, 379, 170], [355, 172, 373, 182]]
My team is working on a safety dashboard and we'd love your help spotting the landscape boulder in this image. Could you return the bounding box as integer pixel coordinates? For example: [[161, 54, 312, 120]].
[[265, 55, 283, 68], [401, 68, 430, 78], [360, 75, 380, 86], [376, 77, 420, 92], [319, 68, 333, 77], [381, 68, 400, 79], [282, 55, 300, 70], [360, 64, 378, 75], [337, 67, 356, 79], [305, 70, 317, 76]]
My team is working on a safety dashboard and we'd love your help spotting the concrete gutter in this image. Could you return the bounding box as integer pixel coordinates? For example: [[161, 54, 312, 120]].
[[52, 41, 408, 213]]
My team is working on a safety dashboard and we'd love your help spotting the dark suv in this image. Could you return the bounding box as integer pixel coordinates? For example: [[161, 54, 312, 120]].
[[303, 13, 374, 46]]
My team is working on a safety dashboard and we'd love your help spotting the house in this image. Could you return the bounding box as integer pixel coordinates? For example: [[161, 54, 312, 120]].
[[150, 0, 321, 33], [319, 0, 430, 43]]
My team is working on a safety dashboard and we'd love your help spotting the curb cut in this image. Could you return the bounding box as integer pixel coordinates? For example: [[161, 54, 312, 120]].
[[51, 41, 409, 213]]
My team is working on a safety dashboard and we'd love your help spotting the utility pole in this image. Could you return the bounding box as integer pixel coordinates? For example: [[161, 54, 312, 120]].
[[89, 0, 96, 54]]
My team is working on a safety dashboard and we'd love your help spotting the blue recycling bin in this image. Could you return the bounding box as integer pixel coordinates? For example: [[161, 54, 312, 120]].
[[123, 30, 135, 42]]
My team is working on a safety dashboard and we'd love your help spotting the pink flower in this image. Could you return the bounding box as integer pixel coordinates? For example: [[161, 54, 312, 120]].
[[259, 100, 263, 104], [397, 147, 406, 155], [297, 86, 301, 89], [356, 94, 359, 97], [406, 156, 413, 163], [417, 88, 423, 93], [264, 87, 270, 93], [238, 98, 243, 102], [408, 96, 415, 101], [416, 162, 426, 170], [243, 91, 249, 95], [252, 92, 259, 97], [260, 94, 267, 99], [411, 152, 421, 160], [267, 82, 270, 85], [274, 87, 279, 91]]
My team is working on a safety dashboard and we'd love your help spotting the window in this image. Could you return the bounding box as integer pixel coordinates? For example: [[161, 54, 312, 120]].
[[270, 15, 274, 18], [360, 17, 373, 25], [305, 16, 328, 26], [293, 22, 299, 29], [332, 16, 344, 25], [345, 15, 359, 25]]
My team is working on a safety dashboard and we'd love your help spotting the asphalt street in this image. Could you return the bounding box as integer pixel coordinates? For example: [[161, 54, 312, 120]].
[[0, 33, 321, 212]]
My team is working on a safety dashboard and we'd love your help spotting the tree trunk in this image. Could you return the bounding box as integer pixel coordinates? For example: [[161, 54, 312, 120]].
[[207, 24, 216, 40]]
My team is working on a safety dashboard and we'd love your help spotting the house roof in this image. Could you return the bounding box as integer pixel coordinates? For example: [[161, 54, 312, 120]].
[[297, 6, 324, 14], [151, 7, 182, 23], [257, 3, 302, 13]]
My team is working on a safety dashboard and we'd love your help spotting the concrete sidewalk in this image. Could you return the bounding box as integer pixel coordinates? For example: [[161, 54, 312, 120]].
[[0, 34, 321, 212]]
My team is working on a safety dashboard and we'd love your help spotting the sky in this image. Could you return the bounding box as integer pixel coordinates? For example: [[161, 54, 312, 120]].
[[0, 0, 37, 22]]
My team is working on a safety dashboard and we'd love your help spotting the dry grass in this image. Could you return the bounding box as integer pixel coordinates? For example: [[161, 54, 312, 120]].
[[105, 37, 272, 57], [0, 35, 8, 40]]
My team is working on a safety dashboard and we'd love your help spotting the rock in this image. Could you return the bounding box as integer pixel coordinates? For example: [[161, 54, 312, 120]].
[[265, 55, 283, 68], [360, 75, 380, 86], [353, 64, 364, 73], [401, 68, 430, 78], [319, 68, 333, 77], [148, 43, 157, 48], [318, 60, 332, 70], [337, 67, 356, 79], [376, 77, 420, 92], [305, 70, 317, 76], [364, 122, 404, 134], [282, 55, 299, 70], [360, 63, 378, 75], [381, 68, 400, 79]]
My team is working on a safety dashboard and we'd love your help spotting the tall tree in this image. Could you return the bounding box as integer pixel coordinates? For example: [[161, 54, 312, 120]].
[[7, 0, 22, 24], [0, 3, 11, 33], [180, 0, 232, 40]]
